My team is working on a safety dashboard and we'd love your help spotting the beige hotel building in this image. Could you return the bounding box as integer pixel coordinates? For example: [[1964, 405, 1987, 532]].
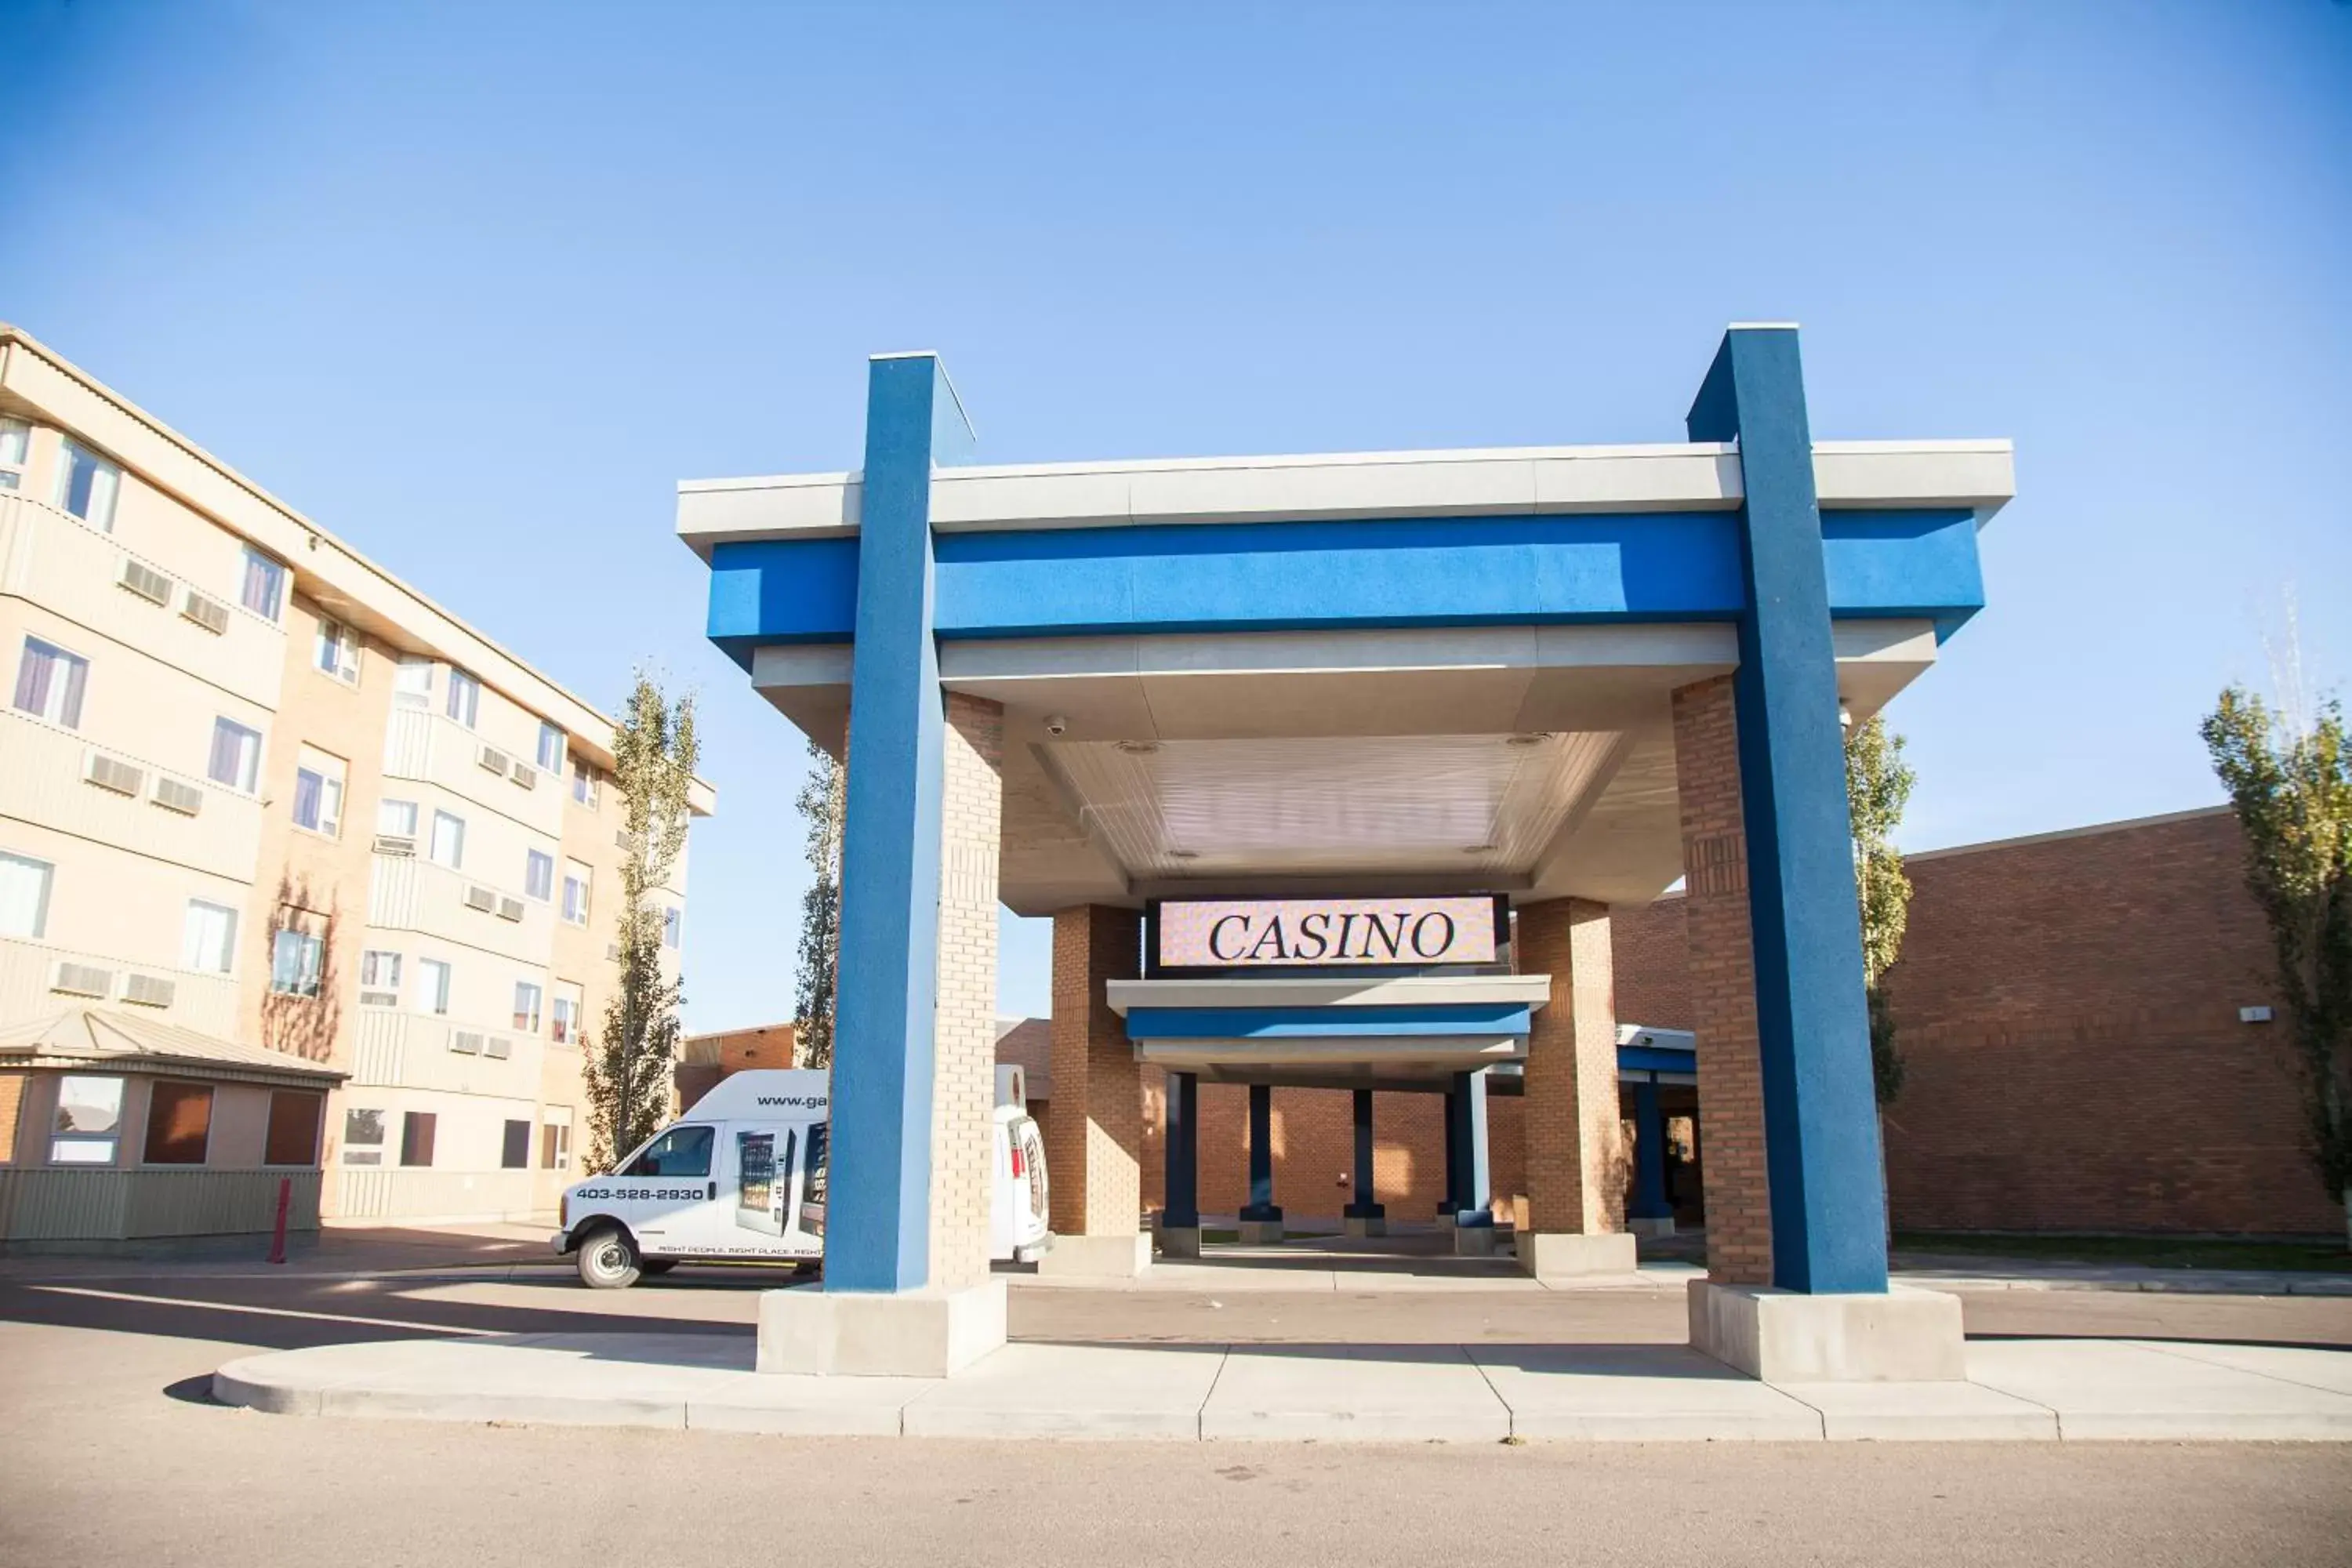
[[0, 325, 710, 1225]]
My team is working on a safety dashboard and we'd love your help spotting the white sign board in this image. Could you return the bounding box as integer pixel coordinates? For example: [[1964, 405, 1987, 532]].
[[1156, 896, 1501, 969]]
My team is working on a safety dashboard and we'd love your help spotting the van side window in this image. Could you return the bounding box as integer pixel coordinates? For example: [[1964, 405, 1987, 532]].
[[624, 1125, 713, 1178]]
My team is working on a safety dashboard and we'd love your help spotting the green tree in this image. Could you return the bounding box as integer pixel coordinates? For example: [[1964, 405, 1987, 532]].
[[1846, 714, 1916, 1108], [792, 739, 844, 1069], [583, 673, 700, 1171], [2201, 686, 2352, 1243]]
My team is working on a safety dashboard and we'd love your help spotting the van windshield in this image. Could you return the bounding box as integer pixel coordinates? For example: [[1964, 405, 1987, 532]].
[[623, 1124, 713, 1178]]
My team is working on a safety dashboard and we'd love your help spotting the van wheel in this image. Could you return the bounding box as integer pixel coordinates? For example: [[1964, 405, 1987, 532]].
[[576, 1227, 641, 1290]]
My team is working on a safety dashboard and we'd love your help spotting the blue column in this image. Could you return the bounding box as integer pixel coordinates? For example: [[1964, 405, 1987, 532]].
[[1687, 325, 1888, 1294], [1163, 1071, 1199, 1229], [1448, 1069, 1492, 1228], [1343, 1089, 1383, 1221], [1240, 1083, 1281, 1221], [824, 352, 975, 1295], [1629, 1079, 1672, 1222]]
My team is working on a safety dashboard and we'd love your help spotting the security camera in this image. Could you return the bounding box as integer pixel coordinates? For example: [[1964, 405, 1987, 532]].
[[1043, 713, 1069, 737]]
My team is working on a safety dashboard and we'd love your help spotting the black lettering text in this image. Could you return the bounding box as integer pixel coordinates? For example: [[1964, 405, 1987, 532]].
[[1410, 911, 1456, 958], [1208, 914, 1250, 961]]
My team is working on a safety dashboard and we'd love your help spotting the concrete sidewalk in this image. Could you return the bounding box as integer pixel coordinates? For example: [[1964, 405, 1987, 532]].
[[213, 1330, 2352, 1443]]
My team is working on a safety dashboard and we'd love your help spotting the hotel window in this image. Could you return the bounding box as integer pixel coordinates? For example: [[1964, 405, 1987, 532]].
[[49, 1075, 123, 1164], [400, 1111, 437, 1167], [536, 720, 564, 773], [417, 956, 452, 1015], [0, 417, 28, 489], [359, 949, 402, 1002], [13, 637, 89, 728], [263, 1091, 323, 1166], [561, 861, 591, 926], [53, 437, 120, 531], [514, 979, 543, 1033], [343, 1107, 386, 1165], [313, 617, 360, 684], [445, 665, 481, 728], [240, 546, 287, 622], [292, 746, 347, 838], [501, 1118, 532, 1170], [569, 754, 598, 808], [394, 654, 433, 709], [270, 926, 325, 998], [144, 1081, 214, 1165], [180, 899, 238, 975], [540, 1116, 572, 1171], [662, 906, 681, 949], [428, 809, 466, 869], [524, 849, 554, 902], [0, 850, 54, 939], [378, 797, 419, 839], [550, 981, 584, 1045], [208, 717, 263, 793]]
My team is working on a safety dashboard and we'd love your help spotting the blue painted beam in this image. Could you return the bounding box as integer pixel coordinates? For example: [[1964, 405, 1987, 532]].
[[1629, 1079, 1673, 1222], [822, 353, 960, 1295], [1448, 1069, 1492, 1228], [1241, 1083, 1280, 1221], [1689, 325, 1890, 1296], [703, 506, 1984, 652], [1617, 1044, 1698, 1076], [1163, 1070, 1200, 1229], [1124, 1004, 1533, 1040]]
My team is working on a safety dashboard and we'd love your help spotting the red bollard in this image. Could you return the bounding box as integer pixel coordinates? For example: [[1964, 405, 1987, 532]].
[[267, 1175, 291, 1265]]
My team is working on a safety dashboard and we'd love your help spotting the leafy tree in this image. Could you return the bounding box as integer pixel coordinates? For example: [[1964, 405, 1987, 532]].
[[791, 739, 844, 1069], [2201, 686, 2352, 1242], [584, 673, 699, 1171], [1846, 714, 1916, 1108]]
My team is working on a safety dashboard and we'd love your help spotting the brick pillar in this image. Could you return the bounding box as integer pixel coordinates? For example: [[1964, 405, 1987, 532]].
[[1671, 674, 1773, 1286], [1040, 903, 1151, 1276], [926, 693, 1004, 1293], [1519, 897, 1623, 1236]]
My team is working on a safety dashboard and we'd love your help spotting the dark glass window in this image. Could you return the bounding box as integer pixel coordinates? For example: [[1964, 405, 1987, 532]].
[[400, 1111, 437, 1167], [264, 1091, 323, 1166], [143, 1082, 213, 1165], [623, 1124, 713, 1178], [500, 1119, 531, 1170]]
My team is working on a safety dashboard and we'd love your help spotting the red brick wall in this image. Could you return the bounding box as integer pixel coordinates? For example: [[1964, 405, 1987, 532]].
[[1610, 897, 1691, 1030], [1882, 808, 2339, 1237]]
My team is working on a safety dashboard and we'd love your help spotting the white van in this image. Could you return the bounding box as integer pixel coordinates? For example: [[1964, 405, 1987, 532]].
[[554, 1066, 1051, 1288]]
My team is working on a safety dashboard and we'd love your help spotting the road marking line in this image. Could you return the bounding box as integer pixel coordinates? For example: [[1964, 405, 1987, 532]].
[[29, 1285, 495, 1336]]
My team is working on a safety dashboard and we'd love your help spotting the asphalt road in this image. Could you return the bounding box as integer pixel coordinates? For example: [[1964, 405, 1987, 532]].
[[2, 1258, 2348, 1566]]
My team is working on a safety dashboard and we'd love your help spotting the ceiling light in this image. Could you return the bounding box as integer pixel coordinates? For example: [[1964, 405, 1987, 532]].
[[1463, 843, 1498, 855], [1116, 739, 1161, 755], [1505, 733, 1548, 746], [1167, 848, 1199, 861]]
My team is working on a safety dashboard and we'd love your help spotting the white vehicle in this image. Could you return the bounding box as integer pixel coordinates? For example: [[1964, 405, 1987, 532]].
[[555, 1066, 1051, 1288]]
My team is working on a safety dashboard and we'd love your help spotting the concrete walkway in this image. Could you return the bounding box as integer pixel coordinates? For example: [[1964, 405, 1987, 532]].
[[214, 1330, 2352, 1443]]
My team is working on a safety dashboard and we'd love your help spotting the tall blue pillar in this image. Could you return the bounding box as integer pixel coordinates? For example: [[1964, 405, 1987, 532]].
[[1342, 1089, 1383, 1225], [1629, 1080, 1672, 1223], [1447, 1070, 1492, 1228], [1687, 325, 1888, 1295], [1163, 1071, 1199, 1229], [1437, 1087, 1460, 1217], [824, 352, 975, 1294], [1240, 1083, 1281, 1222]]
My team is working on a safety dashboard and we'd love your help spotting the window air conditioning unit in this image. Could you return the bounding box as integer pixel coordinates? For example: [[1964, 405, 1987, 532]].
[[117, 557, 173, 605], [372, 833, 416, 857], [51, 961, 113, 999], [450, 1029, 485, 1054], [84, 752, 145, 797], [359, 989, 400, 1008], [477, 744, 510, 775], [463, 884, 498, 913], [495, 896, 525, 922], [484, 1036, 512, 1060], [122, 972, 176, 1008], [508, 760, 536, 789], [179, 587, 230, 635], [605, 943, 622, 962], [151, 776, 204, 816], [615, 829, 631, 850]]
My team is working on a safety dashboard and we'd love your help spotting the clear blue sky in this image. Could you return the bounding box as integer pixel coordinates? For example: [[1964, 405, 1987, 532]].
[[5, 2, 2347, 1029]]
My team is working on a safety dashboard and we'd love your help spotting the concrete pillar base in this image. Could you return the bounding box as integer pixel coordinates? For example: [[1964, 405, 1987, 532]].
[[757, 1279, 1007, 1378], [1236, 1219, 1285, 1245], [1628, 1216, 1677, 1239], [1687, 1279, 1967, 1383], [1517, 1231, 1639, 1279], [1035, 1232, 1152, 1279], [1452, 1223, 1499, 1258], [1342, 1215, 1388, 1239], [1156, 1225, 1202, 1258]]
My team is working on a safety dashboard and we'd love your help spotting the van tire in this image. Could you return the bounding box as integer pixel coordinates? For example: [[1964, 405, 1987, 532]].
[[575, 1226, 641, 1290]]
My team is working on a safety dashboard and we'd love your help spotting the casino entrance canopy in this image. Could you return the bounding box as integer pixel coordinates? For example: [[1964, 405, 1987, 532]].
[[681, 328, 2014, 1365]]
